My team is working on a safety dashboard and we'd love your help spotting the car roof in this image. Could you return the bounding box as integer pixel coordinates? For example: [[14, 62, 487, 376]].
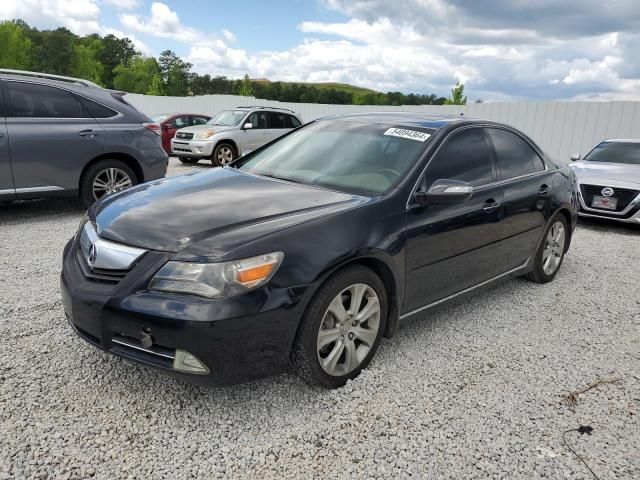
[[321, 111, 475, 129], [601, 138, 640, 143]]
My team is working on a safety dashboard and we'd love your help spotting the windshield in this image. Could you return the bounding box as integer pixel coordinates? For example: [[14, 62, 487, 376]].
[[235, 120, 432, 194], [152, 114, 170, 123], [584, 142, 640, 165], [207, 110, 247, 127]]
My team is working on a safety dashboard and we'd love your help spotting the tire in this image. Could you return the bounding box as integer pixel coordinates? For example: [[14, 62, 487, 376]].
[[291, 265, 388, 388], [211, 142, 236, 167], [80, 160, 138, 208], [524, 214, 568, 283], [177, 156, 198, 164]]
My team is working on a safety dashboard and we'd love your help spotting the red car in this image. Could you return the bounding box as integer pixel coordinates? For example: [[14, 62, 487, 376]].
[[152, 113, 211, 154]]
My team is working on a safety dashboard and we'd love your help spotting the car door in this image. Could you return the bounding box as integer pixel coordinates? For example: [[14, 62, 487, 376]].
[[486, 127, 554, 269], [4, 80, 104, 195], [267, 111, 289, 142], [403, 127, 504, 313], [163, 115, 190, 153], [241, 111, 269, 153], [0, 84, 15, 201]]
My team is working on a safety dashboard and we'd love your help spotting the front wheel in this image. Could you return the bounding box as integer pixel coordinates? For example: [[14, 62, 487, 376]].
[[211, 143, 236, 167], [80, 160, 138, 207], [524, 214, 568, 283], [291, 265, 387, 388]]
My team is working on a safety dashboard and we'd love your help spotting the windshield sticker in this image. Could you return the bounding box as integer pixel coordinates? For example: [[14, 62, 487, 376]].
[[383, 127, 431, 142]]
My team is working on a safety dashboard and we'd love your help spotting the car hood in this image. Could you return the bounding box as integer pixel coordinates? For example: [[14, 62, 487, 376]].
[[570, 161, 640, 187], [176, 124, 235, 134], [92, 168, 365, 256]]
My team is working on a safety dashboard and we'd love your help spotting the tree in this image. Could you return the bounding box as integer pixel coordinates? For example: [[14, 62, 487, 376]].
[[158, 50, 192, 96], [113, 56, 161, 94], [235, 74, 254, 97], [444, 81, 467, 105], [0, 21, 32, 69], [71, 36, 104, 85], [100, 35, 136, 88]]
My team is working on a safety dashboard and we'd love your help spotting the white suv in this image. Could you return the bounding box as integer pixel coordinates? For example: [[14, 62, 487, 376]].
[[171, 106, 303, 166]]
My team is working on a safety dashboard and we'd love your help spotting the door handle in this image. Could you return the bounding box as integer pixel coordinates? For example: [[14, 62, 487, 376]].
[[539, 184, 551, 196], [483, 199, 502, 213], [78, 129, 98, 138]]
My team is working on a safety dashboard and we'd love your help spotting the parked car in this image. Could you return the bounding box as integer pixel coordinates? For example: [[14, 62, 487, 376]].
[[171, 106, 302, 166], [151, 113, 211, 154], [0, 69, 168, 207], [61, 113, 578, 388], [569, 139, 640, 223]]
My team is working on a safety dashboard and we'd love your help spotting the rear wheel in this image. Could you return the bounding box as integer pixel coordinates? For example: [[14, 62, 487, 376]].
[[80, 160, 137, 207], [291, 265, 387, 388], [524, 214, 568, 283], [211, 143, 236, 167], [177, 156, 198, 164]]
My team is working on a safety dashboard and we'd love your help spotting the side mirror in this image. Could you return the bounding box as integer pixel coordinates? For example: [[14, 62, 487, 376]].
[[243, 122, 253, 130], [570, 153, 581, 161], [415, 179, 474, 205]]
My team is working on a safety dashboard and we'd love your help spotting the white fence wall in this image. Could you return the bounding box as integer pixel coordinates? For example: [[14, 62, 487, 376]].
[[125, 93, 640, 164]]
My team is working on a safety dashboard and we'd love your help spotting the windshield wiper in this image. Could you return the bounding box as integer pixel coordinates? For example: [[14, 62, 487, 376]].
[[256, 172, 305, 185]]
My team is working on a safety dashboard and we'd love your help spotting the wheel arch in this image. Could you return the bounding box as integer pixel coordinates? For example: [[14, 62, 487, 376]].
[[297, 254, 402, 342], [80, 152, 144, 188], [214, 138, 239, 156]]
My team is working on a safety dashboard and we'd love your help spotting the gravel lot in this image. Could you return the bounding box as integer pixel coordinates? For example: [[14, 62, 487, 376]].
[[1, 157, 639, 479]]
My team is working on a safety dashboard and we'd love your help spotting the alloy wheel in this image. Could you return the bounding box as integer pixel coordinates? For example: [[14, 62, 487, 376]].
[[542, 221, 565, 275], [92, 168, 133, 200], [317, 283, 381, 376], [217, 146, 234, 165]]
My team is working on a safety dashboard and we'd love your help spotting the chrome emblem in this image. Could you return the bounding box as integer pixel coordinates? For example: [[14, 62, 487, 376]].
[[601, 187, 614, 197], [88, 243, 98, 266]]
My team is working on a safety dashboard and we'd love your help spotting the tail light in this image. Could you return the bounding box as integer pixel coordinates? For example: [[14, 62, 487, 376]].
[[143, 122, 161, 135]]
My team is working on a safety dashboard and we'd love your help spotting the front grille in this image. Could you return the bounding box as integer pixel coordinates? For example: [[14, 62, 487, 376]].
[[173, 147, 191, 153], [580, 184, 639, 212], [176, 132, 194, 140], [76, 249, 128, 284]]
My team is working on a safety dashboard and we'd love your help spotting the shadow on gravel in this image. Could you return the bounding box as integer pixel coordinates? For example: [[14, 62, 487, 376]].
[[577, 217, 640, 236], [0, 197, 85, 223]]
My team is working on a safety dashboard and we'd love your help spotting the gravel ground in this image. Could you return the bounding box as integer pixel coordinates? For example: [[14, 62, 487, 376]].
[[1, 157, 639, 479]]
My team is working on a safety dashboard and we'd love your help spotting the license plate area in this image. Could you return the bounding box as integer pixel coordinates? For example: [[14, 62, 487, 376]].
[[591, 195, 618, 210]]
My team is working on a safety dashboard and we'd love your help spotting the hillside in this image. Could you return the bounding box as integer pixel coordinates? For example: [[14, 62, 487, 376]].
[[252, 79, 380, 95]]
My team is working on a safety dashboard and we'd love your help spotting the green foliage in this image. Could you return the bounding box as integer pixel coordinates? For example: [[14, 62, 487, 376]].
[[113, 56, 161, 94], [0, 20, 458, 106], [236, 74, 254, 96], [444, 81, 467, 105], [0, 21, 32, 69]]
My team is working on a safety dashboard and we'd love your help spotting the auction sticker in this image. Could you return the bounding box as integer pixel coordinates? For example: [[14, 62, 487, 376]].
[[384, 127, 431, 142]]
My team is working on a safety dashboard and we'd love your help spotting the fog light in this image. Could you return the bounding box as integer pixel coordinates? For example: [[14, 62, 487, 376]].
[[195, 147, 204, 153], [173, 350, 209, 374]]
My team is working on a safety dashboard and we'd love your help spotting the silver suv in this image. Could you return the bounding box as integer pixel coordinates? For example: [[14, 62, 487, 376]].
[[171, 106, 302, 166], [0, 70, 168, 207]]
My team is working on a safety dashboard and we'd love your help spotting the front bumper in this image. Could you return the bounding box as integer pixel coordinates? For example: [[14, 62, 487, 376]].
[[171, 139, 215, 158], [577, 185, 640, 224], [60, 236, 312, 385]]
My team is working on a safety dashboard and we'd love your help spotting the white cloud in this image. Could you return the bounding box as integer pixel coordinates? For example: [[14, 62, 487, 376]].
[[0, 0, 101, 35], [222, 29, 236, 43], [120, 2, 203, 43], [103, 0, 140, 9]]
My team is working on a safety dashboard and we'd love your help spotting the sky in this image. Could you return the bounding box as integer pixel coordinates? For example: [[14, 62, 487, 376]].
[[2, 0, 640, 101]]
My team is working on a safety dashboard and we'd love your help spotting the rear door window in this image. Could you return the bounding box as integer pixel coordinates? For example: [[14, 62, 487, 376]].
[[5, 81, 86, 118], [268, 112, 287, 129], [424, 128, 495, 187], [487, 128, 545, 180]]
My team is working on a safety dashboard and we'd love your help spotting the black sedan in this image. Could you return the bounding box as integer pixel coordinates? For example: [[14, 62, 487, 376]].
[[61, 113, 579, 388]]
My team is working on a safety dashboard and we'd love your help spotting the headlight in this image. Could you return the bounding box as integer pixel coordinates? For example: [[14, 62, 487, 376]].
[[148, 252, 284, 299], [194, 130, 216, 140]]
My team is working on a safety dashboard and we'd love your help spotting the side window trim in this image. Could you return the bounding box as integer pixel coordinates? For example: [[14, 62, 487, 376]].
[[485, 125, 547, 179]]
